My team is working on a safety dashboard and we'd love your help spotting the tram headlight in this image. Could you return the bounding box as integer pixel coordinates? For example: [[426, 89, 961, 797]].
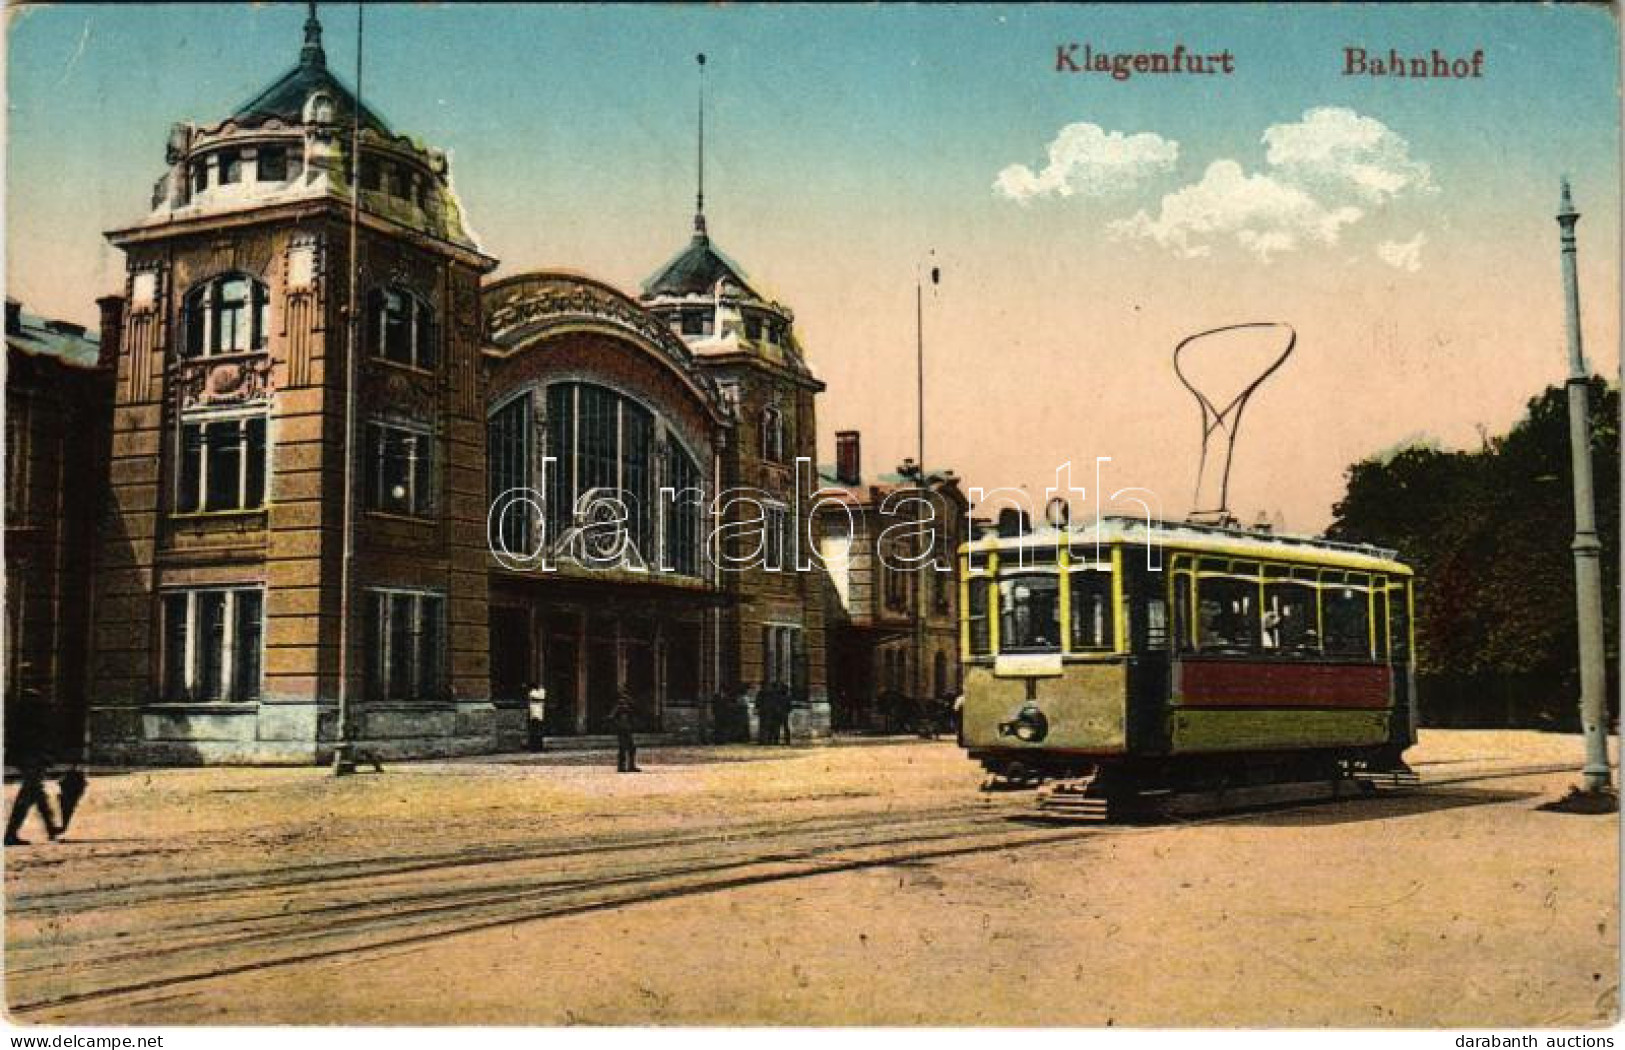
[[998, 701, 1049, 743]]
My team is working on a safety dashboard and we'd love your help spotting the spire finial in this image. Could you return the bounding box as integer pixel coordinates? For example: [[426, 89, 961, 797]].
[[694, 52, 707, 240], [302, 1, 326, 68]]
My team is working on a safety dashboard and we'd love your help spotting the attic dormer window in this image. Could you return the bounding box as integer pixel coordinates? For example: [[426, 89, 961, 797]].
[[388, 165, 410, 199], [745, 315, 762, 341], [304, 91, 335, 125], [680, 309, 712, 337], [217, 150, 243, 185], [257, 146, 288, 182], [360, 156, 382, 191]]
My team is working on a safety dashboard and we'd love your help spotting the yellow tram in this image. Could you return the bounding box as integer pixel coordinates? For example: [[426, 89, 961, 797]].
[[958, 514, 1417, 814]]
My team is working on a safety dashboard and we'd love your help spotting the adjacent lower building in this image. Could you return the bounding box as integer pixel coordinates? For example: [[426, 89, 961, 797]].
[[816, 431, 968, 732], [5, 299, 116, 759]]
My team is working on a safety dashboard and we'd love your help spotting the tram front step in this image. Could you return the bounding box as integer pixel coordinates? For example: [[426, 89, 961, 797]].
[[1161, 778, 1348, 816], [1353, 770, 1421, 789]]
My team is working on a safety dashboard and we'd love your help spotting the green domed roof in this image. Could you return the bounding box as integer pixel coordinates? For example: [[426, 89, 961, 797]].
[[227, 5, 392, 133], [642, 228, 757, 299]]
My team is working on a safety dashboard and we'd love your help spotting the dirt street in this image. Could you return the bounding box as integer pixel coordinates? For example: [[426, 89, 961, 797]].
[[3, 730, 1617, 1026]]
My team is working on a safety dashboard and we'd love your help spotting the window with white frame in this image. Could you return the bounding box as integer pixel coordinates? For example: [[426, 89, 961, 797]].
[[161, 587, 264, 701], [182, 274, 269, 357], [177, 411, 267, 514], [365, 589, 444, 701], [367, 287, 436, 370], [368, 421, 435, 518]]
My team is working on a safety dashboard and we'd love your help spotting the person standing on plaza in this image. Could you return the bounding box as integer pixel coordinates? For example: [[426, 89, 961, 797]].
[[5, 699, 61, 846], [612, 688, 640, 773]]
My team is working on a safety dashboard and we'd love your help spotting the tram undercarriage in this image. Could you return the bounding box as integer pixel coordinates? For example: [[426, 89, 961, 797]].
[[978, 748, 1419, 821]]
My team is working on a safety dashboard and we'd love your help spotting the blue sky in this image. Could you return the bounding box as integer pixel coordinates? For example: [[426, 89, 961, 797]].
[[7, 3, 1621, 527]]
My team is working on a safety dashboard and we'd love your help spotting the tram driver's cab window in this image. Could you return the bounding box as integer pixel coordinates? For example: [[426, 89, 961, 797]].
[[999, 571, 1060, 653], [1069, 565, 1114, 651]]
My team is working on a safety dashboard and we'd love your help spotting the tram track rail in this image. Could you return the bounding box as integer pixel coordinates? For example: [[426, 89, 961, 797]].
[[4, 760, 1580, 1019]]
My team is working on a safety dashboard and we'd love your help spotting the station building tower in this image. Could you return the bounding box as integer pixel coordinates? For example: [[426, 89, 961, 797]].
[[90, 6, 501, 762], [640, 187, 829, 732]]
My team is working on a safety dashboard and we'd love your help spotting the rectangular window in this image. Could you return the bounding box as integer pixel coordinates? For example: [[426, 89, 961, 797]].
[[662, 441, 703, 578], [1263, 577, 1320, 654], [1197, 575, 1259, 652], [680, 310, 712, 337], [487, 397, 532, 555], [1323, 579, 1372, 658], [388, 164, 411, 199], [967, 577, 991, 655], [256, 147, 288, 182], [176, 415, 267, 514], [360, 156, 381, 191], [368, 422, 435, 518], [217, 150, 243, 185], [1068, 568, 1114, 650], [764, 504, 788, 570], [745, 315, 762, 340], [190, 161, 208, 195], [999, 572, 1060, 653], [365, 590, 445, 700], [1145, 595, 1169, 650], [160, 588, 264, 701]]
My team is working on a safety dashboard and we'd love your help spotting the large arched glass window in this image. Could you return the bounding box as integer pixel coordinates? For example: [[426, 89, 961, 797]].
[[543, 382, 703, 577], [183, 275, 269, 357], [367, 287, 436, 370]]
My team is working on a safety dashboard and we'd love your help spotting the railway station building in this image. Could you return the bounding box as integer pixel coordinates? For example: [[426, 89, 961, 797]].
[[82, 8, 829, 763]]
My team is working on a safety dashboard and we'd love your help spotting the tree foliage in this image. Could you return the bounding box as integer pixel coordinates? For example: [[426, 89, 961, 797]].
[[1327, 380, 1619, 684]]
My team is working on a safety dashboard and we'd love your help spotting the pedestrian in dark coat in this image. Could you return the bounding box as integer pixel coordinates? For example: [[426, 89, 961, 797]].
[[612, 690, 640, 773], [5, 703, 60, 846], [776, 683, 794, 745]]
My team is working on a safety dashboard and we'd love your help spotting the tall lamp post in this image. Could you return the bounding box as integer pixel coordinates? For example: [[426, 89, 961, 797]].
[[913, 257, 939, 708], [1555, 178, 1612, 796]]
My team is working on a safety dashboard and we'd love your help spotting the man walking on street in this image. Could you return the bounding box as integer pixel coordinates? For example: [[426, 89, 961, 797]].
[[6, 701, 60, 846], [612, 689, 640, 773]]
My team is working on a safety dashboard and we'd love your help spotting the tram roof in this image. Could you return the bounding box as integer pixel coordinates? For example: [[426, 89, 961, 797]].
[[961, 515, 1411, 576]]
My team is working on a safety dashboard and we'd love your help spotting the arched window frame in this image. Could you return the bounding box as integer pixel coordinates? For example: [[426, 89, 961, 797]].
[[182, 273, 270, 358], [367, 285, 437, 371]]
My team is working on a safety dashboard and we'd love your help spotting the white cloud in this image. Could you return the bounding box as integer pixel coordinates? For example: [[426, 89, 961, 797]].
[[1376, 232, 1426, 272], [994, 122, 1179, 203], [1262, 106, 1435, 203], [1110, 160, 1364, 261]]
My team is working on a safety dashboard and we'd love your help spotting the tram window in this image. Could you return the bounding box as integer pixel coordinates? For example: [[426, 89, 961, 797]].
[[1375, 588, 1390, 660], [1146, 596, 1169, 650], [999, 573, 1060, 653], [1174, 574, 1194, 652], [1262, 581, 1319, 654], [1390, 585, 1412, 662], [967, 577, 991, 655], [1198, 576, 1258, 651], [1069, 569, 1113, 650], [1323, 585, 1371, 658]]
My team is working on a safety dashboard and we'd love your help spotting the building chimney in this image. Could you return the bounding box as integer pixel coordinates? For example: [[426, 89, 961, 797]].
[[5, 299, 20, 335], [96, 295, 125, 370], [835, 430, 861, 486]]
